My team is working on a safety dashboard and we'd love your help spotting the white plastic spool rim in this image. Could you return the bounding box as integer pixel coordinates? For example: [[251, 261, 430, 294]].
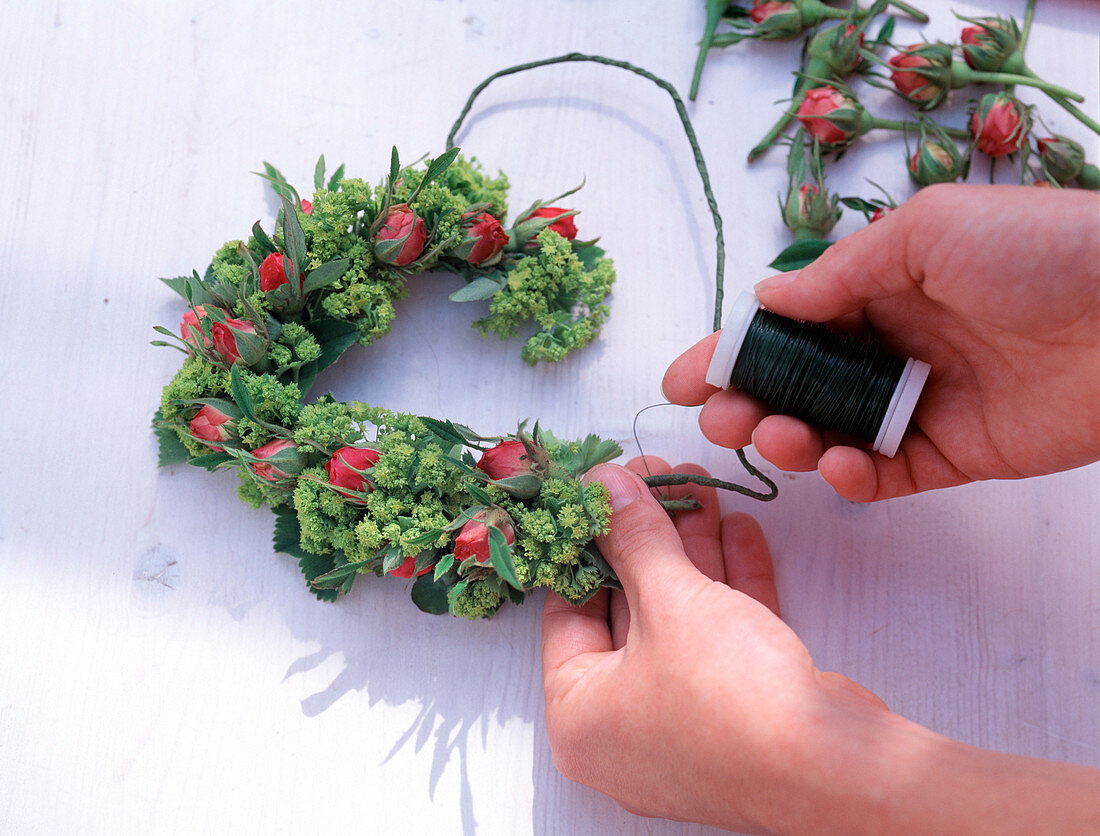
[[705, 291, 930, 459]]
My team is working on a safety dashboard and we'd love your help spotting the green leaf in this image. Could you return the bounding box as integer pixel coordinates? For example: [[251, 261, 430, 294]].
[[553, 434, 623, 477], [229, 364, 258, 421], [301, 258, 349, 296], [314, 154, 325, 191], [571, 243, 606, 271], [411, 570, 457, 615], [279, 195, 308, 278], [295, 319, 361, 396], [161, 273, 212, 306], [420, 417, 467, 447], [490, 475, 542, 499], [381, 545, 405, 574], [467, 483, 493, 507], [259, 162, 298, 203], [389, 147, 400, 185], [421, 147, 460, 187], [487, 526, 522, 590], [311, 561, 361, 590], [251, 221, 277, 256], [327, 164, 345, 192], [840, 197, 878, 212], [767, 239, 833, 271], [448, 276, 506, 302], [188, 451, 232, 471], [874, 16, 896, 48], [433, 553, 455, 581], [153, 412, 190, 466], [272, 508, 339, 602]]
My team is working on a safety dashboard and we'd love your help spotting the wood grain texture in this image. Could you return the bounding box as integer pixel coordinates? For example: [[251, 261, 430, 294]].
[[0, 1, 1097, 834]]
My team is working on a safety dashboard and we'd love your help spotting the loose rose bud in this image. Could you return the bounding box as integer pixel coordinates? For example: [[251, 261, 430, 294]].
[[970, 92, 1030, 158], [452, 212, 510, 266], [908, 136, 967, 186], [1037, 136, 1085, 185], [453, 510, 515, 565], [888, 43, 952, 109], [300, 199, 313, 215], [869, 206, 895, 223], [374, 203, 427, 267], [249, 439, 306, 483], [325, 446, 381, 502], [748, 0, 805, 40], [807, 23, 864, 77], [782, 182, 840, 237], [258, 252, 301, 292], [796, 86, 863, 150], [389, 555, 432, 579], [960, 17, 1020, 72], [189, 403, 240, 451], [476, 440, 534, 480]]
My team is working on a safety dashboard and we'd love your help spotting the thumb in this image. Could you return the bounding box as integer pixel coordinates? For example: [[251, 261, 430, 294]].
[[584, 464, 695, 610], [753, 202, 919, 322]]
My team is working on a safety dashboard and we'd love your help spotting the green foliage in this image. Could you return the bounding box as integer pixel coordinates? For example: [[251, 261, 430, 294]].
[[477, 229, 615, 365]]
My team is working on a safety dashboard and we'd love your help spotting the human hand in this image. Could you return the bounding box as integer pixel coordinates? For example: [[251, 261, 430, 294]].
[[542, 458, 1100, 833], [541, 457, 889, 833], [664, 184, 1100, 501]]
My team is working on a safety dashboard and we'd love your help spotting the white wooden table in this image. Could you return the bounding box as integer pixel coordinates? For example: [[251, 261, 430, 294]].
[[1, 1, 1097, 833]]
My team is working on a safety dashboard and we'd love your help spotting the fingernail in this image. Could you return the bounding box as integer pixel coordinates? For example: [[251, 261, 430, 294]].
[[754, 271, 799, 295], [587, 464, 643, 511]]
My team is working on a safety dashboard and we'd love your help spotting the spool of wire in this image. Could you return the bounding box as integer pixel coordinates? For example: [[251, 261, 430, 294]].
[[705, 292, 931, 458]]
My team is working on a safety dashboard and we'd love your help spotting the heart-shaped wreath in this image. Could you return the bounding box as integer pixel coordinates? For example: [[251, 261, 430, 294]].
[[152, 56, 776, 619]]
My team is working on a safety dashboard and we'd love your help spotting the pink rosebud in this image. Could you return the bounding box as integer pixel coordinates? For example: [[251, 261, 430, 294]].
[[300, 199, 313, 215], [374, 203, 427, 266], [887, 44, 952, 107], [258, 252, 300, 292], [970, 93, 1030, 158], [189, 404, 237, 451], [453, 511, 515, 565], [522, 206, 577, 241], [179, 305, 258, 365], [456, 212, 510, 266], [796, 86, 862, 149], [389, 556, 432, 579], [1036, 135, 1085, 185], [475, 440, 534, 480], [1032, 180, 1054, 189], [249, 439, 303, 482], [959, 25, 986, 67], [959, 18, 1020, 72], [749, 0, 794, 24], [325, 446, 381, 501]]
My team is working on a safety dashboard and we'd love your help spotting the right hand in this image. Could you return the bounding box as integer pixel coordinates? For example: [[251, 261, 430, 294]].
[[663, 184, 1100, 501]]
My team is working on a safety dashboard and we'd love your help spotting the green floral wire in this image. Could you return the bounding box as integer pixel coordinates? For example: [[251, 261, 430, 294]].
[[447, 53, 778, 503]]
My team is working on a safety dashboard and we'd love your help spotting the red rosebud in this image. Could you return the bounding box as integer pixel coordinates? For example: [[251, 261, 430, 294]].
[[389, 556, 432, 579], [522, 207, 577, 241], [1032, 180, 1054, 189], [180, 305, 214, 353], [959, 18, 1020, 72], [325, 446, 381, 502], [887, 44, 952, 107], [970, 92, 1030, 158], [796, 86, 862, 149], [476, 440, 533, 480], [456, 212, 510, 266], [453, 511, 515, 565], [258, 252, 300, 292], [189, 404, 237, 451], [1036, 135, 1085, 185], [374, 203, 427, 266], [749, 0, 794, 24], [179, 305, 258, 365], [869, 206, 894, 223], [249, 439, 303, 482], [300, 199, 313, 215]]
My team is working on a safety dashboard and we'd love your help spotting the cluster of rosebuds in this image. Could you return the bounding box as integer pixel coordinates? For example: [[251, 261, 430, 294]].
[[690, 2, 1099, 269]]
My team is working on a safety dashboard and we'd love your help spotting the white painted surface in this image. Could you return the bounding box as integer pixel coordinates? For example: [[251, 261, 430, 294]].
[[0, 1, 1097, 834]]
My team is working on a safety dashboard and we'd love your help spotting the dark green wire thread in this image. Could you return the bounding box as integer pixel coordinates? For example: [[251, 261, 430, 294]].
[[731, 309, 905, 443], [445, 52, 725, 331], [448, 53, 777, 503]]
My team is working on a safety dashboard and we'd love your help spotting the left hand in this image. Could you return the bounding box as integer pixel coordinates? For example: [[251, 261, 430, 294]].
[[540, 457, 887, 833]]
